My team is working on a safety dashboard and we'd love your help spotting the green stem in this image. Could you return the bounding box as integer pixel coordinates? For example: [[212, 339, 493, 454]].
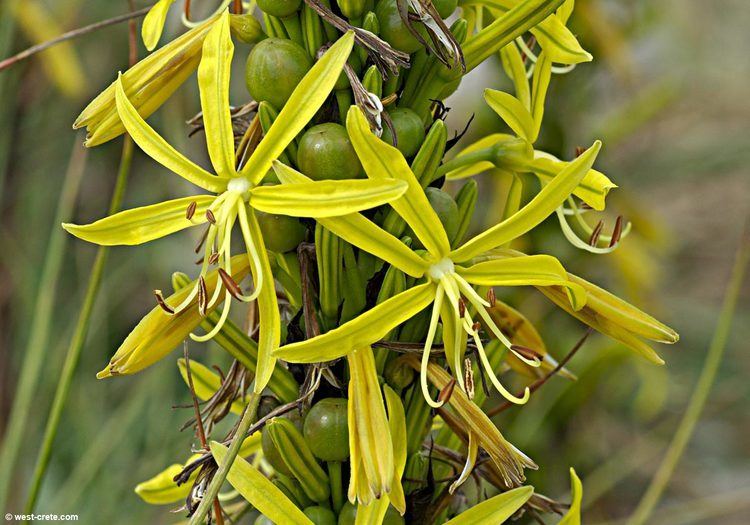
[[625, 225, 750, 525], [190, 392, 261, 525], [328, 461, 343, 513], [434, 147, 495, 180], [23, 136, 133, 513], [0, 137, 87, 512]]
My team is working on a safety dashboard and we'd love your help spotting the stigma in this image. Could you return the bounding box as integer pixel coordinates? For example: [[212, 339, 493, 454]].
[[428, 258, 455, 281]]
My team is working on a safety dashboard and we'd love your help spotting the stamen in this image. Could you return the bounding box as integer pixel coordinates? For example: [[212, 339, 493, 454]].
[[205, 209, 216, 224], [472, 333, 530, 405], [609, 216, 624, 247], [438, 377, 456, 405], [191, 291, 232, 342], [194, 226, 210, 254], [219, 268, 244, 301], [420, 284, 445, 408], [197, 277, 207, 316], [186, 200, 197, 220], [472, 321, 481, 332], [589, 220, 605, 246], [458, 297, 466, 318], [208, 252, 220, 265], [464, 358, 475, 400], [154, 290, 175, 315], [486, 288, 496, 307], [510, 344, 543, 362], [575, 146, 585, 157]]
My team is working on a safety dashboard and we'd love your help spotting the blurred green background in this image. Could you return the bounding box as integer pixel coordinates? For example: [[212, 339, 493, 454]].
[[0, 1, 747, 523]]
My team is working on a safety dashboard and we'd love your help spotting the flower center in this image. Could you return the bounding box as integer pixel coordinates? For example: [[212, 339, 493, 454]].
[[227, 176, 252, 199], [428, 257, 455, 281]]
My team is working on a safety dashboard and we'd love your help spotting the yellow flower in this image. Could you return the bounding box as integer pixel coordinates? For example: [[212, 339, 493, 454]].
[[273, 106, 597, 408], [66, 18, 406, 392]]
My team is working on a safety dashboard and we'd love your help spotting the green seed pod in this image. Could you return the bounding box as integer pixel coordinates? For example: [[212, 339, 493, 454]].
[[361, 65, 383, 98], [297, 123, 363, 180], [262, 13, 289, 39], [381, 107, 426, 158], [257, 0, 302, 18], [304, 506, 337, 525], [303, 398, 349, 462], [229, 14, 266, 44], [491, 136, 534, 172], [261, 425, 293, 476], [273, 472, 313, 508], [432, 0, 458, 18], [337, 0, 367, 20], [255, 210, 306, 253], [246, 38, 312, 110], [357, 11, 380, 64], [316, 223, 343, 329], [453, 179, 478, 248], [375, 0, 422, 54], [266, 417, 331, 503]]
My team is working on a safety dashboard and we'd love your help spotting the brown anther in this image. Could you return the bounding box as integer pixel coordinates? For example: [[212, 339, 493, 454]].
[[575, 146, 586, 157], [208, 252, 220, 265], [464, 358, 475, 400], [205, 209, 216, 224], [195, 256, 204, 265], [154, 290, 175, 315], [510, 344, 543, 361], [609, 216, 624, 247], [381, 93, 398, 106], [194, 226, 210, 254], [589, 220, 605, 246], [458, 297, 466, 318], [218, 268, 243, 300], [186, 200, 197, 220], [486, 288, 496, 307], [198, 277, 208, 316], [438, 377, 456, 405], [472, 321, 482, 332]]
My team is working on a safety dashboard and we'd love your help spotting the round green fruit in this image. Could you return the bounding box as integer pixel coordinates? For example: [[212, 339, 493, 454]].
[[246, 38, 312, 110], [304, 506, 337, 525], [375, 0, 422, 54], [297, 123, 363, 180], [254, 515, 275, 525], [381, 108, 425, 158], [303, 398, 349, 462], [255, 210, 306, 253], [256, 0, 302, 18], [432, 0, 458, 18]]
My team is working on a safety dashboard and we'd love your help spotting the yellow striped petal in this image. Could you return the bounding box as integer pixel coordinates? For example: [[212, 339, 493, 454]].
[[274, 163, 429, 277], [559, 468, 582, 525], [347, 107, 451, 258], [210, 442, 313, 525], [250, 178, 407, 217], [530, 52, 552, 135], [500, 44, 531, 109], [485, 89, 537, 142], [198, 11, 237, 177], [445, 486, 534, 524], [451, 141, 601, 263], [241, 32, 355, 184], [384, 385, 407, 514], [530, 151, 616, 211], [63, 195, 214, 246], [141, 0, 176, 52], [274, 283, 437, 363], [114, 75, 229, 192]]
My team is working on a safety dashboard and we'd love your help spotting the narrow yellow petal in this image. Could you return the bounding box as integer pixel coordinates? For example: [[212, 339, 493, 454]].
[[451, 141, 601, 263], [274, 283, 437, 363], [484, 88, 537, 142], [141, 0, 176, 51], [210, 441, 314, 525], [63, 195, 214, 246], [347, 107, 451, 258], [250, 179, 407, 217], [559, 468, 583, 524], [198, 11, 237, 176], [114, 75, 229, 193], [444, 486, 534, 524]]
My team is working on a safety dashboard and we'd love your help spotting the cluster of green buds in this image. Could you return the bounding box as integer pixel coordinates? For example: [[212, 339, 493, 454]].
[[65, 0, 679, 523]]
